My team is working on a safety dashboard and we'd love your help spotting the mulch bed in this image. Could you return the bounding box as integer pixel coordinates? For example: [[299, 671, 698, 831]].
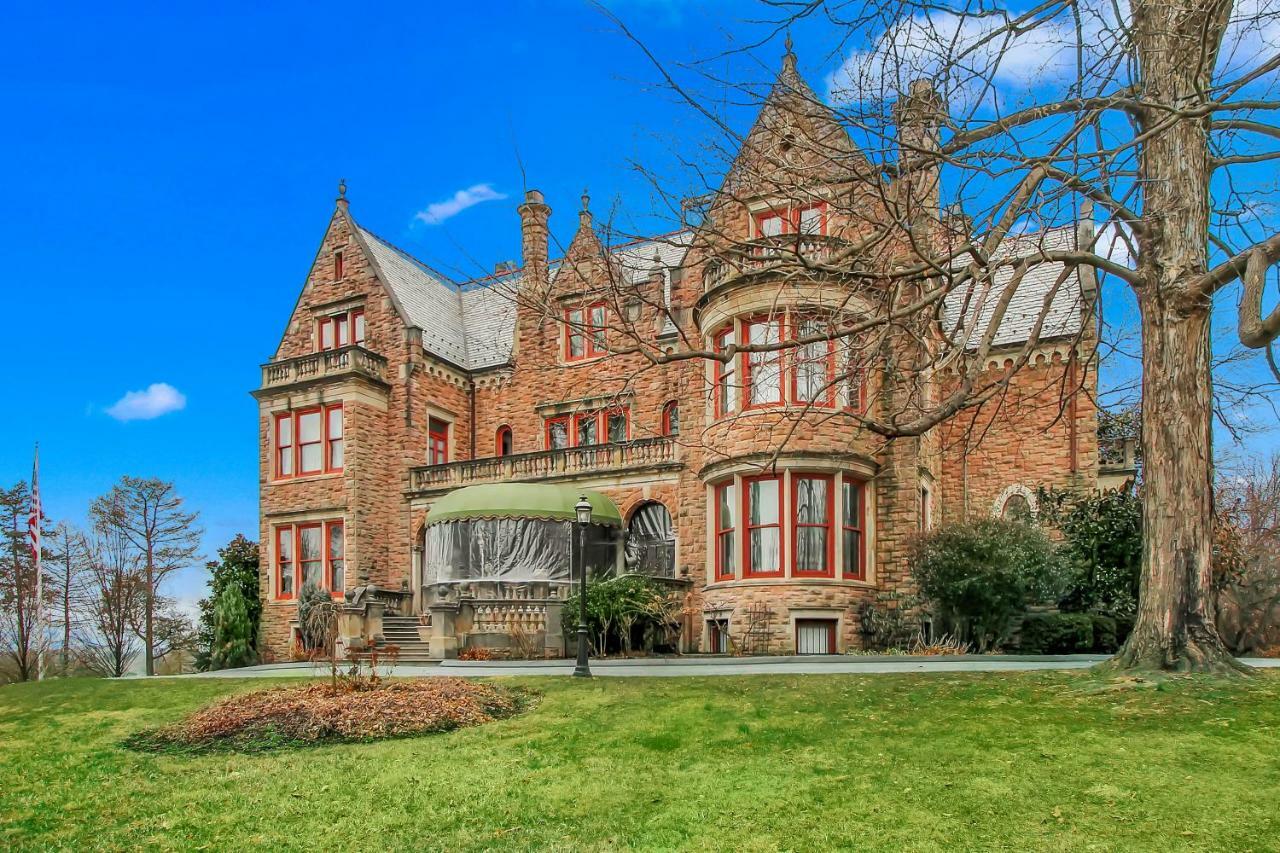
[[125, 678, 531, 753]]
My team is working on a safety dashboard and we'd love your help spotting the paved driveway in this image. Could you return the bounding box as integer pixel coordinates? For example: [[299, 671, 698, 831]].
[[170, 654, 1280, 679]]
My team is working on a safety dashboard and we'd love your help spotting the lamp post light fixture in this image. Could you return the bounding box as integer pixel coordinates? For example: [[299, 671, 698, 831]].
[[573, 494, 593, 678]]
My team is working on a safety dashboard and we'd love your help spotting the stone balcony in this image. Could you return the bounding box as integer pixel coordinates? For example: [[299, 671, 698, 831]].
[[256, 345, 390, 394], [1098, 435, 1140, 489], [701, 234, 847, 291], [408, 436, 682, 495]]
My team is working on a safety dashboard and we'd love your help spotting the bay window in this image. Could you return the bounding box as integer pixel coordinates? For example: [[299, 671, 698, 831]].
[[744, 475, 782, 576], [715, 481, 736, 580], [274, 520, 345, 599], [714, 327, 737, 417], [792, 317, 836, 406], [273, 404, 342, 479], [842, 476, 867, 579], [793, 475, 834, 577]]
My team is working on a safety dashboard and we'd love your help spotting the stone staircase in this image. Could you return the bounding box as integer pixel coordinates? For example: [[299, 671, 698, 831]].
[[369, 615, 435, 665]]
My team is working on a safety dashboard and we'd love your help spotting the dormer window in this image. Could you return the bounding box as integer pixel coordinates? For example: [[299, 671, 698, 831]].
[[317, 308, 366, 351]]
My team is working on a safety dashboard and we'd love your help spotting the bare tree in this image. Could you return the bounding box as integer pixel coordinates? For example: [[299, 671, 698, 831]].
[[46, 522, 91, 675], [0, 481, 44, 682], [90, 477, 202, 676], [79, 522, 144, 678], [1215, 453, 1280, 652], [485, 0, 1280, 673]]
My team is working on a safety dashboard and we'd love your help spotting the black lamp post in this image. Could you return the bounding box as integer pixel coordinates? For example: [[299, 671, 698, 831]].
[[573, 494, 593, 678]]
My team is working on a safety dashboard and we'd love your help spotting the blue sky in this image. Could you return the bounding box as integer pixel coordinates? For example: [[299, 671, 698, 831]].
[[4, 1, 1277, 610]]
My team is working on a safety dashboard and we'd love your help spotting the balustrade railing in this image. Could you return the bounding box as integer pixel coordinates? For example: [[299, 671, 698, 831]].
[[409, 436, 680, 492], [260, 345, 389, 390], [702, 234, 846, 290], [1099, 435, 1140, 473]]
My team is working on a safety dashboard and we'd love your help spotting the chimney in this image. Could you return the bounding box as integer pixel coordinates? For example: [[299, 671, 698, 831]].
[[895, 80, 945, 228], [517, 189, 551, 285]]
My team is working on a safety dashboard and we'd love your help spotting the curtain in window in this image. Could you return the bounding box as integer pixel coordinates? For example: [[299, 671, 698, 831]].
[[748, 479, 780, 571], [795, 477, 829, 572], [624, 503, 676, 578]]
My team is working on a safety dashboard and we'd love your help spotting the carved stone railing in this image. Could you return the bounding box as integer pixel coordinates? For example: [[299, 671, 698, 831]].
[[1099, 436, 1140, 475], [259, 345, 389, 391], [409, 436, 680, 493], [702, 234, 847, 291]]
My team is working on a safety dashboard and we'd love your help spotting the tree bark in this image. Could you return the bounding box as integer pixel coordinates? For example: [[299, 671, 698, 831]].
[[1105, 0, 1249, 674]]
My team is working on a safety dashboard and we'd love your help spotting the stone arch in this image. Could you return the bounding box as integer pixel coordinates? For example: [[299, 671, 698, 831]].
[[992, 484, 1038, 521], [624, 500, 676, 578]]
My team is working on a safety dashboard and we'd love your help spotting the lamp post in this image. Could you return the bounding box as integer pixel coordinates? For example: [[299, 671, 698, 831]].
[[573, 494, 593, 678]]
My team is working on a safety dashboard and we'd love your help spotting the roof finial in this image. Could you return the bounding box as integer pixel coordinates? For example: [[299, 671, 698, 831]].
[[581, 187, 590, 211], [784, 30, 794, 57], [337, 178, 347, 201]]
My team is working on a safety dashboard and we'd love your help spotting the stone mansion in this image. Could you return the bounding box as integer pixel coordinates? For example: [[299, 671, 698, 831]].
[[254, 50, 1119, 658]]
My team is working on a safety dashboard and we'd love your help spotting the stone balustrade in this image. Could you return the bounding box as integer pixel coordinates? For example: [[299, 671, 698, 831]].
[[259, 345, 389, 390], [1099, 435, 1139, 474], [409, 436, 680, 493], [702, 234, 847, 291]]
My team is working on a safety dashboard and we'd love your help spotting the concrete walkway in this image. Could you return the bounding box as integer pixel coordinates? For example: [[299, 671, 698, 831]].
[[168, 654, 1280, 679]]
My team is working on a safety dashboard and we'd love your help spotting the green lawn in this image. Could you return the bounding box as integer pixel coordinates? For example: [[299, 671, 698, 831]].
[[2, 672, 1279, 851]]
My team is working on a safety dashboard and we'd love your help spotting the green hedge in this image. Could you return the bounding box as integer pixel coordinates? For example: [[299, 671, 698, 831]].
[[1089, 614, 1119, 654], [1016, 612, 1094, 654]]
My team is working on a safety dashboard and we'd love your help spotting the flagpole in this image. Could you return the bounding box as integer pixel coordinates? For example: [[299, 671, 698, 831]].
[[31, 443, 43, 682]]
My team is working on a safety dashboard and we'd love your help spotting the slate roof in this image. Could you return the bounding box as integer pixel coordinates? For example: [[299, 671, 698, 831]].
[[944, 224, 1089, 350], [354, 219, 1083, 371]]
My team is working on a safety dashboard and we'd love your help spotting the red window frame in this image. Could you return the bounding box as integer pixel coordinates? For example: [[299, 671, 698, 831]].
[[276, 525, 294, 599], [605, 408, 629, 443], [334, 250, 344, 280], [496, 425, 513, 457], [791, 474, 835, 578], [847, 366, 868, 414], [714, 481, 736, 580], [565, 301, 608, 361], [574, 412, 599, 446], [428, 417, 450, 465], [274, 413, 294, 478], [743, 316, 785, 410], [325, 404, 343, 472], [326, 520, 345, 596], [317, 307, 366, 352], [713, 326, 737, 418], [752, 202, 828, 238], [743, 474, 784, 577], [295, 408, 324, 475], [662, 400, 679, 436], [545, 415, 570, 450], [790, 318, 837, 408], [842, 476, 867, 580]]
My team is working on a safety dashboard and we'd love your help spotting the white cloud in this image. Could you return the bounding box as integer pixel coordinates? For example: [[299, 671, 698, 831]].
[[106, 382, 186, 422], [414, 183, 507, 225]]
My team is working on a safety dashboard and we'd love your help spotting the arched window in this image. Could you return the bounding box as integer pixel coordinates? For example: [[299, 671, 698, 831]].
[[495, 425, 513, 457], [662, 401, 679, 436], [994, 484, 1037, 522], [624, 502, 676, 578]]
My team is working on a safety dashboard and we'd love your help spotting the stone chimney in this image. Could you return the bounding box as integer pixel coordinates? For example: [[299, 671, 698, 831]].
[[517, 189, 551, 285], [895, 80, 945, 228]]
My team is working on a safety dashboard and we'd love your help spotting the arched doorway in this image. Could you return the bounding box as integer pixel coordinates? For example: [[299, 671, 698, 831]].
[[625, 501, 676, 578]]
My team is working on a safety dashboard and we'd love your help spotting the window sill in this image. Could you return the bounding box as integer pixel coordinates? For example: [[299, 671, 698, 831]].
[[269, 471, 344, 484], [713, 403, 855, 422], [705, 576, 876, 590]]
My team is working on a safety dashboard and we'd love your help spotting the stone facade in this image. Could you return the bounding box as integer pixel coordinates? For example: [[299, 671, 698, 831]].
[[254, 52, 1101, 659]]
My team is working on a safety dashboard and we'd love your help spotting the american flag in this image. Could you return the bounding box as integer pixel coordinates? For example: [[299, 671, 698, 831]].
[[29, 445, 42, 680]]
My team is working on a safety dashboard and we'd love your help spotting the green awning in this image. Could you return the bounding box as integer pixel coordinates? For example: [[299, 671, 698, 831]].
[[424, 483, 623, 528]]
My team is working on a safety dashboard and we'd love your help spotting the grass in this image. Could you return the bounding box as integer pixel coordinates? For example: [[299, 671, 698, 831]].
[[2, 671, 1279, 851]]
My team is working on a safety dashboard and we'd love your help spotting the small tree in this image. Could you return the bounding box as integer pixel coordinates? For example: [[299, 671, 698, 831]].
[[1038, 485, 1143, 618], [211, 583, 255, 670], [913, 519, 1069, 652], [195, 535, 260, 671], [297, 581, 332, 652], [79, 523, 143, 678]]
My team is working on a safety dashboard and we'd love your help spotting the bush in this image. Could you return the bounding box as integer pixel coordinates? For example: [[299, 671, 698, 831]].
[[1090, 613, 1119, 653], [1038, 485, 1142, 617], [912, 519, 1070, 652], [858, 592, 922, 651], [562, 575, 682, 656], [1016, 612, 1094, 654], [296, 582, 333, 652], [211, 583, 256, 670]]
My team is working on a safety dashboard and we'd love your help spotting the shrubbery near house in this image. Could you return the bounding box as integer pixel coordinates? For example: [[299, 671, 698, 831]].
[[1037, 485, 1142, 618], [911, 519, 1070, 652], [210, 583, 255, 670], [561, 575, 684, 656], [296, 581, 333, 652]]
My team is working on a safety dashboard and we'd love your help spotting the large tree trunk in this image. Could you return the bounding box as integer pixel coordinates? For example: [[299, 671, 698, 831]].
[[1106, 0, 1248, 674]]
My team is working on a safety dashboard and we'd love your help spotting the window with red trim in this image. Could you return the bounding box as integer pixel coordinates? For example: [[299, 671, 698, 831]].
[[276, 526, 294, 599], [326, 405, 343, 471], [792, 475, 835, 577], [714, 327, 738, 417], [715, 481, 736, 580], [792, 317, 836, 407], [334, 251, 344, 279], [606, 409, 629, 443], [842, 476, 867, 579], [274, 521, 345, 600], [575, 412, 599, 446], [546, 416, 570, 450], [496, 425, 513, 457], [353, 310, 366, 346], [274, 414, 294, 477], [428, 417, 450, 465], [752, 203, 828, 237], [755, 210, 787, 238], [744, 318, 784, 408], [662, 401, 679, 436], [565, 302, 607, 361], [743, 475, 782, 576], [317, 307, 366, 352], [297, 409, 323, 474]]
